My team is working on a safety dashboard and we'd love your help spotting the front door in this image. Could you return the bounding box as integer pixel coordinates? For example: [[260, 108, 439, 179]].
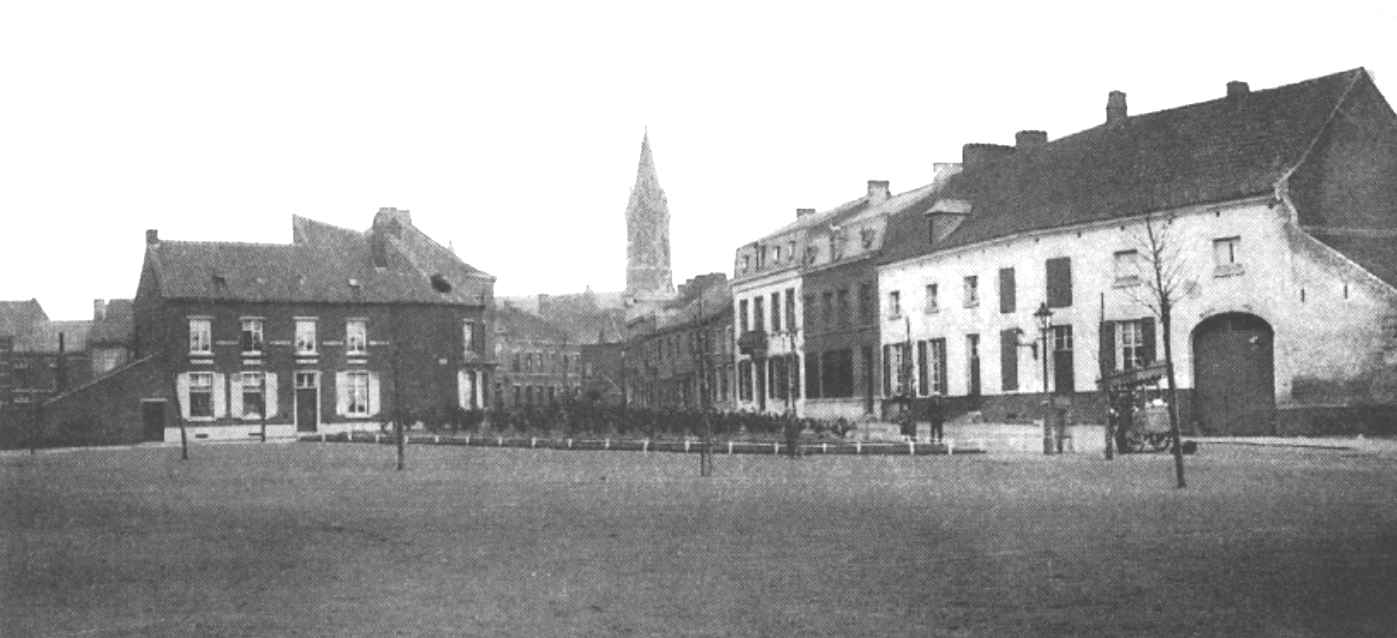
[[141, 400, 165, 441], [1051, 325, 1075, 395], [295, 372, 319, 432], [862, 345, 875, 414]]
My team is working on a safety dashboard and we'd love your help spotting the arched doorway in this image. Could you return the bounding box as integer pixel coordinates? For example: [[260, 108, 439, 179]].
[[1191, 313, 1276, 435]]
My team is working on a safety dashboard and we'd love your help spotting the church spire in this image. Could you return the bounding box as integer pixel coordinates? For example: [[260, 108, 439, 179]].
[[624, 130, 674, 305]]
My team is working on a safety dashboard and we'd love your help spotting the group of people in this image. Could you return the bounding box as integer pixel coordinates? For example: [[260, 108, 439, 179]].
[[897, 396, 947, 443]]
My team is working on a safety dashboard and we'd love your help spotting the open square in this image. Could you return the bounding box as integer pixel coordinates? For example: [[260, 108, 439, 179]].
[[4, 443, 1396, 636]]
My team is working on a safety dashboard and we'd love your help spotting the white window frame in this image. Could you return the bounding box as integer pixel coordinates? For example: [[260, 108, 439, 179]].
[[963, 276, 979, 308], [346, 319, 368, 355], [463, 321, 477, 356], [1213, 236, 1243, 277], [189, 318, 212, 355], [189, 371, 215, 418], [1113, 250, 1141, 286], [294, 318, 317, 355], [345, 371, 370, 416], [888, 291, 901, 319], [924, 283, 939, 314], [1116, 320, 1145, 371], [241, 371, 265, 419], [240, 317, 264, 354]]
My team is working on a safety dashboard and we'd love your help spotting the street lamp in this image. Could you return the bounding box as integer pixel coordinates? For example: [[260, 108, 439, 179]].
[[1034, 302, 1055, 455]]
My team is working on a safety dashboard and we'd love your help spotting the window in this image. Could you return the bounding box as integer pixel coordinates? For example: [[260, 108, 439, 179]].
[[753, 297, 765, 332], [858, 283, 875, 323], [771, 292, 781, 332], [464, 321, 483, 356], [836, 289, 850, 328], [785, 288, 796, 331], [884, 342, 911, 396], [963, 276, 979, 308], [924, 284, 939, 313], [1113, 250, 1141, 286], [822, 291, 834, 326], [345, 371, 370, 415], [739, 299, 749, 331], [189, 372, 214, 418], [240, 318, 264, 353], [966, 334, 981, 396], [1110, 319, 1155, 371], [1051, 325, 1074, 393], [241, 371, 265, 419], [998, 268, 1016, 313], [189, 319, 212, 355], [1385, 315, 1397, 347], [888, 291, 902, 318], [512, 352, 521, 372], [738, 360, 753, 401], [1046, 257, 1073, 308], [805, 352, 822, 398], [803, 294, 816, 332], [787, 241, 796, 262], [773, 245, 782, 263], [916, 338, 947, 396], [742, 255, 751, 273], [295, 319, 317, 355], [346, 320, 367, 355], [1213, 236, 1243, 276], [821, 348, 854, 398]]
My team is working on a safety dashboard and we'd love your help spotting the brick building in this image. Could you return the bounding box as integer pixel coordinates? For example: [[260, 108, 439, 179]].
[[42, 207, 495, 443], [624, 274, 735, 410], [491, 303, 583, 408]]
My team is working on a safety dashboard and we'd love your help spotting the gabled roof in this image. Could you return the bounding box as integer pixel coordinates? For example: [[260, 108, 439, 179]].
[[145, 213, 493, 306], [757, 195, 872, 242], [1309, 232, 1397, 290], [884, 68, 1369, 264], [14, 320, 92, 353], [0, 299, 48, 337]]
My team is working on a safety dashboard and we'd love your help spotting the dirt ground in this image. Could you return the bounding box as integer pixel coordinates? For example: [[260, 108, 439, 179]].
[[3, 442, 1395, 637]]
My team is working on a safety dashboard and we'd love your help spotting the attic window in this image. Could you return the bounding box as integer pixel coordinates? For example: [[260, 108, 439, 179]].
[[212, 273, 228, 290], [430, 274, 453, 293]]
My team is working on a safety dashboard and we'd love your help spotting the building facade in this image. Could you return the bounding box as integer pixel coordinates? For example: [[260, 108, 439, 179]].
[[491, 303, 583, 408], [878, 69, 1397, 435], [97, 208, 497, 442]]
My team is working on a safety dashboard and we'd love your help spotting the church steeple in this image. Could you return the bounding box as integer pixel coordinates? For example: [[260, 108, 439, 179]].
[[624, 130, 674, 305]]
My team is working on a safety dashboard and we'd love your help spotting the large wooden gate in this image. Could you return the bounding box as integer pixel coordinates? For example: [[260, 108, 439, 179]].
[[1191, 313, 1275, 435]]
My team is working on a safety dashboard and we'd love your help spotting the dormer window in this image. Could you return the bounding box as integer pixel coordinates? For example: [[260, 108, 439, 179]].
[[430, 274, 453, 293]]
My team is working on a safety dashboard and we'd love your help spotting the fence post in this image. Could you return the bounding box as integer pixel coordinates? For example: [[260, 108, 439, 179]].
[[773, 442, 779, 455], [605, 438, 610, 450], [855, 441, 862, 455], [642, 440, 649, 453], [908, 440, 915, 455], [728, 441, 734, 455], [684, 440, 691, 453]]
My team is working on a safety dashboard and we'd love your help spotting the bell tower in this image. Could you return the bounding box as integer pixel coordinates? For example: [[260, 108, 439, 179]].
[[624, 130, 674, 305]]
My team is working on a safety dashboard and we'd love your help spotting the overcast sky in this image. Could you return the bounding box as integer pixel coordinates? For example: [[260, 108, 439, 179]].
[[3, 1, 1395, 319]]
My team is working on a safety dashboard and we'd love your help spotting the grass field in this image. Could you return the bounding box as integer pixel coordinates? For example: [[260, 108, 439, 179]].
[[3, 442, 1396, 637]]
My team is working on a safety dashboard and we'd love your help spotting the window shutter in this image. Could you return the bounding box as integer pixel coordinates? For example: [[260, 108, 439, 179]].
[[230, 374, 244, 418], [335, 372, 349, 416], [368, 372, 381, 417], [458, 369, 471, 409], [176, 373, 191, 420], [1140, 318, 1157, 364], [212, 373, 227, 419], [879, 345, 887, 397], [1000, 329, 1019, 391], [1046, 257, 1073, 308], [1099, 321, 1116, 375], [264, 373, 278, 419], [916, 340, 929, 396], [999, 268, 1016, 314]]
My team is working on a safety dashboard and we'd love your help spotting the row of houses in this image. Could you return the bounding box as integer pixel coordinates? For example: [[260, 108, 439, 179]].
[[630, 68, 1397, 435]]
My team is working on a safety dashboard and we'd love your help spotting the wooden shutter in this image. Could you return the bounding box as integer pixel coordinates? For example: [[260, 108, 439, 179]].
[[1100, 321, 1115, 375], [230, 374, 244, 418], [882, 345, 892, 396], [368, 372, 381, 417], [1140, 318, 1156, 364], [999, 268, 1016, 314], [176, 373, 191, 420], [1046, 257, 1073, 308], [916, 340, 929, 396], [335, 371, 349, 416], [1000, 329, 1019, 391], [211, 373, 227, 419], [264, 372, 278, 419]]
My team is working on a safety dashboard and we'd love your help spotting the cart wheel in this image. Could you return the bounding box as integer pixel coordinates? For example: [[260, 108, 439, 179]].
[[1149, 433, 1170, 452]]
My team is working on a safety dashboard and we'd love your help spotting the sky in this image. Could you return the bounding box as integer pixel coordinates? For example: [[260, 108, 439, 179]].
[[2, 1, 1395, 320]]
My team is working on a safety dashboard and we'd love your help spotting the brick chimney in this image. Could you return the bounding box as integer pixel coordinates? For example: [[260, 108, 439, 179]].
[[1015, 130, 1047, 149], [962, 143, 1016, 171], [867, 180, 891, 204], [1227, 80, 1250, 100], [1106, 90, 1128, 127], [93, 299, 106, 321], [796, 208, 816, 219], [145, 229, 159, 245]]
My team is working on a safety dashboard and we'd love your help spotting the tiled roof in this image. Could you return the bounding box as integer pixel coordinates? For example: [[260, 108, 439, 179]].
[[884, 68, 1367, 264], [1309, 232, 1397, 290], [493, 304, 571, 342], [757, 195, 872, 242], [0, 299, 48, 337], [14, 320, 92, 353], [147, 214, 493, 305]]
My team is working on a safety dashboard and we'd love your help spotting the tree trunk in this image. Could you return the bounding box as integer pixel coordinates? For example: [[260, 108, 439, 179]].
[[1162, 312, 1185, 488]]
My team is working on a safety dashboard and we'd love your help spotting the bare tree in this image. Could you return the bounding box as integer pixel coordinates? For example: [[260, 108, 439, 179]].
[[1126, 213, 1188, 488]]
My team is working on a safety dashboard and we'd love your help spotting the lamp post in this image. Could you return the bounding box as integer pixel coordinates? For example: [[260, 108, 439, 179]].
[[1034, 302, 1055, 455]]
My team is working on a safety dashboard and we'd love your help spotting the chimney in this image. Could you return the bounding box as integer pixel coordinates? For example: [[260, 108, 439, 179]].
[[961, 143, 1016, 171], [93, 299, 106, 321], [796, 208, 816, 219], [867, 180, 891, 204], [1106, 90, 1128, 127], [1015, 130, 1048, 149], [1226, 80, 1250, 100], [145, 229, 159, 245]]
